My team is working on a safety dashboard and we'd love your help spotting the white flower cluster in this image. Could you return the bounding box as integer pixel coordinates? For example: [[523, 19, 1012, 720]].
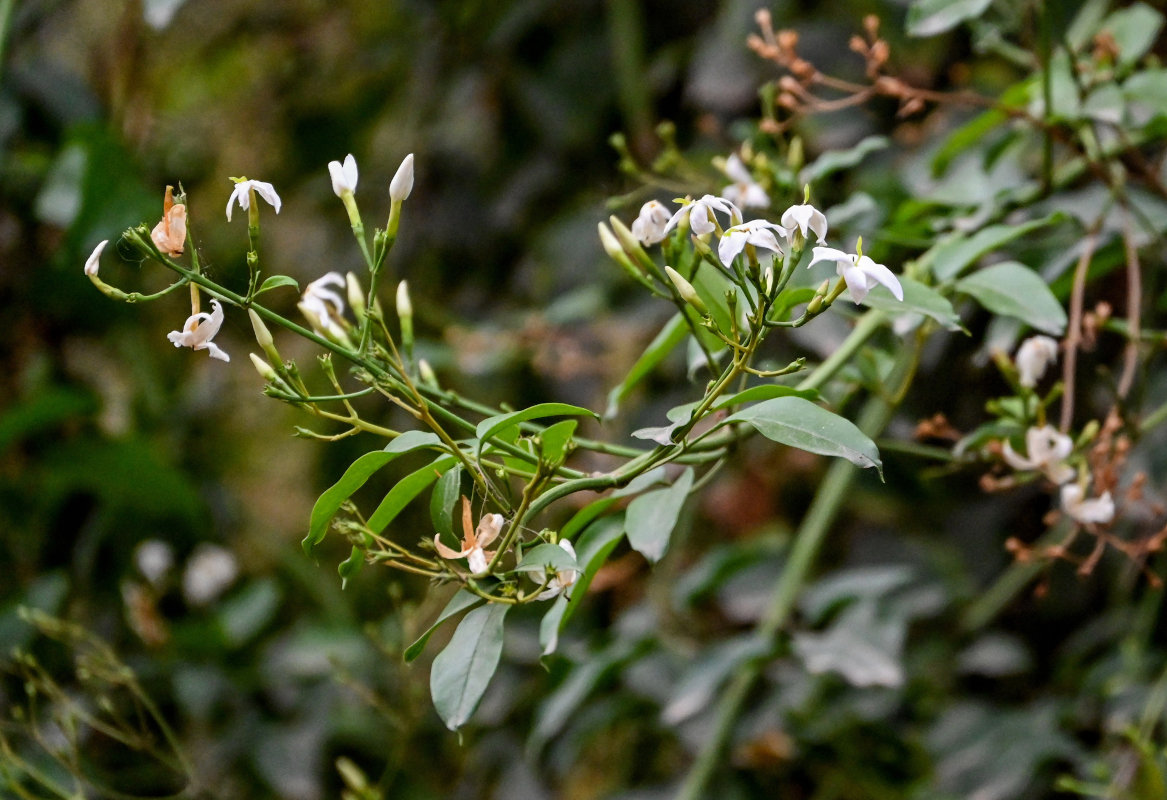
[[627, 159, 903, 305], [1002, 336, 1114, 525]]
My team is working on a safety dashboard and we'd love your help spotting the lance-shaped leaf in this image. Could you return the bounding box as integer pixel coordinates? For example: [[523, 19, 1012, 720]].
[[430, 603, 509, 730], [475, 403, 598, 459], [799, 135, 888, 183], [303, 431, 443, 554], [906, 0, 993, 37], [404, 589, 482, 663], [367, 456, 457, 534], [605, 312, 688, 419], [624, 468, 694, 562], [955, 261, 1067, 335], [926, 214, 1063, 281], [255, 274, 299, 295], [539, 419, 577, 463], [539, 595, 570, 657], [515, 543, 580, 574], [430, 464, 463, 539], [562, 516, 626, 628], [719, 397, 882, 477], [860, 275, 965, 332]]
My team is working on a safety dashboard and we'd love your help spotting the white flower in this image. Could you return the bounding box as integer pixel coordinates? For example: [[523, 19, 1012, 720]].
[[225, 179, 282, 221], [84, 240, 108, 276], [808, 246, 903, 304], [533, 540, 579, 601], [328, 154, 359, 197], [781, 203, 828, 244], [390, 153, 414, 202], [718, 220, 787, 267], [1002, 425, 1075, 484], [434, 500, 503, 575], [630, 200, 671, 245], [1060, 483, 1115, 526], [301, 271, 348, 337], [721, 154, 769, 209], [134, 539, 175, 587], [1015, 335, 1059, 388], [664, 194, 740, 237], [166, 299, 230, 362], [182, 543, 239, 606]]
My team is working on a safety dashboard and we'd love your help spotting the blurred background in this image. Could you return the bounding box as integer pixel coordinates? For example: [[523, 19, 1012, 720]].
[[3, 0, 1166, 798]]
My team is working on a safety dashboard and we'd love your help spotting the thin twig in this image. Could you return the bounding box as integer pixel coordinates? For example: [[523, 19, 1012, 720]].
[[1117, 207, 1142, 399], [1060, 220, 1104, 432]]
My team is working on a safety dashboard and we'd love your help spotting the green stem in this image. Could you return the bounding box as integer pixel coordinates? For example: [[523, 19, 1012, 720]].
[[676, 326, 917, 800]]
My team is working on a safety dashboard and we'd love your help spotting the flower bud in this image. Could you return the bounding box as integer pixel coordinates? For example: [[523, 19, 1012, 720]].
[[608, 215, 657, 272], [597, 221, 625, 261], [418, 358, 439, 389], [390, 154, 414, 202], [249, 352, 279, 382], [345, 272, 366, 322], [396, 280, 414, 357], [248, 309, 282, 365], [664, 266, 708, 315]]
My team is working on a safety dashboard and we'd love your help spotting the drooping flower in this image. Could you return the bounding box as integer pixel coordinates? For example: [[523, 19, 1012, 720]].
[[781, 203, 828, 244], [150, 186, 187, 257], [721, 154, 770, 209], [533, 540, 579, 600], [1015, 335, 1059, 388], [84, 240, 108, 276], [328, 154, 359, 197], [630, 200, 671, 245], [664, 194, 741, 237], [166, 298, 230, 362], [1002, 425, 1075, 484], [300, 271, 348, 338], [390, 153, 414, 202], [434, 498, 504, 575], [1060, 483, 1115, 525], [226, 179, 282, 221], [808, 246, 903, 304], [718, 220, 787, 267]]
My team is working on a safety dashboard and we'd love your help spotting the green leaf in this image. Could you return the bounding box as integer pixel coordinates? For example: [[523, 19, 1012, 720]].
[[799, 135, 888, 184], [255, 274, 300, 295], [631, 402, 698, 445], [430, 604, 509, 730], [404, 590, 483, 662], [430, 465, 463, 538], [689, 261, 738, 336], [539, 419, 577, 463], [604, 312, 688, 418], [515, 543, 579, 574], [661, 634, 771, 724], [713, 385, 820, 410], [721, 397, 883, 476], [1101, 2, 1164, 65], [860, 275, 965, 332], [302, 431, 443, 555], [562, 516, 626, 627], [624, 468, 694, 562], [955, 261, 1067, 335], [927, 215, 1063, 281], [906, 0, 993, 37], [931, 108, 1009, 176], [539, 595, 570, 657], [338, 546, 364, 589], [368, 456, 458, 534], [476, 403, 598, 453]]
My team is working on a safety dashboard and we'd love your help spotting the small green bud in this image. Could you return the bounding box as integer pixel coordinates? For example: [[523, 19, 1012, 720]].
[[664, 266, 708, 315], [345, 272, 366, 322], [249, 352, 279, 382], [418, 358, 439, 389]]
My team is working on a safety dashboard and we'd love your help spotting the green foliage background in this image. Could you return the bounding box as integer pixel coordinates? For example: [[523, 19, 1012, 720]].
[[2, 0, 1166, 798]]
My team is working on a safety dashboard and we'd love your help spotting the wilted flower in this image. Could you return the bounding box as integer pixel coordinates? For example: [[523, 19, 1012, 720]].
[[1015, 335, 1059, 388], [166, 298, 230, 362], [300, 272, 348, 338], [1002, 425, 1075, 484], [328, 154, 359, 197], [664, 194, 740, 237], [781, 203, 828, 244], [718, 220, 787, 266], [150, 186, 187, 257], [721, 154, 769, 209], [808, 246, 903, 304], [533, 540, 579, 601], [1060, 483, 1115, 525], [630, 200, 671, 245], [226, 178, 281, 221], [182, 543, 239, 606], [84, 240, 108, 276], [434, 498, 503, 575], [390, 153, 414, 202]]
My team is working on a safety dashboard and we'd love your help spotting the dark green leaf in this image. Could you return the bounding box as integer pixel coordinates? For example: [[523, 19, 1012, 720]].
[[404, 590, 482, 662], [721, 397, 883, 476], [476, 403, 598, 451], [955, 261, 1067, 335], [713, 384, 820, 410], [539, 419, 577, 463], [800, 135, 888, 183], [430, 604, 509, 730], [430, 464, 463, 538], [624, 468, 694, 562], [539, 595, 569, 656], [562, 516, 626, 627], [927, 214, 1063, 281], [338, 546, 364, 589], [367, 456, 457, 534]]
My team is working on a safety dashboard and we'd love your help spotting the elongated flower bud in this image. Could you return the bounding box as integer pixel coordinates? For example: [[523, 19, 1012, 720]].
[[248, 309, 282, 366], [249, 352, 279, 382], [397, 280, 414, 358], [418, 358, 439, 389], [390, 154, 414, 202], [664, 266, 708, 315], [345, 272, 366, 323]]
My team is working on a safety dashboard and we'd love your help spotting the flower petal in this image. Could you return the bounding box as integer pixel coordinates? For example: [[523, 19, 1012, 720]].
[[84, 240, 108, 276]]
